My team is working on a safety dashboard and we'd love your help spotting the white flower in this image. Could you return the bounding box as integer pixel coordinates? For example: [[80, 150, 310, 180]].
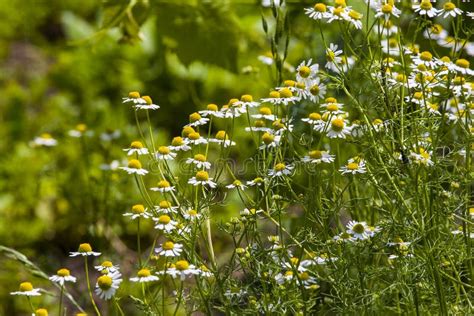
[[333, 232, 355, 243], [258, 52, 274, 65], [252, 106, 276, 121], [130, 268, 159, 283], [123, 204, 151, 220], [234, 94, 260, 108], [186, 132, 208, 145], [120, 159, 149, 175], [226, 180, 247, 190], [69, 243, 101, 257], [32, 133, 57, 147], [122, 91, 145, 104], [304, 3, 331, 20], [275, 271, 294, 284], [409, 147, 434, 166], [10, 282, 42, 296], [95, 272, 122, 300], [150, 179, 175, 193], [306, 78, 327, 103], [182, 209, 202, 221], [412, 1, 439, 18], [302, 112, 324, 129], [240, 208, 263, 217], [100, 129, 121, 142], [302, 150, 335, 164], [339, 158, 366, 174], [327, 6, 348, 23], [325, 43, 343, 70], [95, 261, 120, 274], [346, 221, 371, 240], [68, 124, 92, 138], [49, 268, 76, 286], [199, 103, 224, 118], [246, 177, 265, 187], [123, 141, 149, 156], [342, 8, 363, 29], [153, 214, 178, 232], [259, 132, 281, 149], [325, 117, 352, 139], [135, 96, 160, 110], [186, 154, 212, 170], [438, 2, 463, 18], [423, 24, 448, 41], [169, 137, 191, 151], [261, 88, 300, 105], [296, 59, 319, 87], [155, 241, 183, 257], [155, 146, 177, 160], [100, 160, 121, 171], [375, 3, 401, 20], [155, 200, 179, 214], [188, 171, 217, 188], [187, 112, 210, 127], [268, 163, 294, 178], [163, 260, 200, 280]]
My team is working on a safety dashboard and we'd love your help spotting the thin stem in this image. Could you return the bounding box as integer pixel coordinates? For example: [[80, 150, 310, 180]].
[[84, 257, 101, 316]]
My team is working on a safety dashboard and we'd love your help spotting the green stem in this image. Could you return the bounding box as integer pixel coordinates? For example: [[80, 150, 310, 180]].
[[84, 257, 101, 316]]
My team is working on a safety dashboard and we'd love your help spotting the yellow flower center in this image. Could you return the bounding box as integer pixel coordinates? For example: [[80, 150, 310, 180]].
[[188, 132, 201, 140], [396, 74, 406, 82], [314, 3, 327, 12], [413, 92, 423, 100], [206, 103, 218, 111], [285, 271, 294, 277], [137, 268, 151, 278], [215, 130, 228, 140], [159, 200, 171, 209], [335, 0, 346, 8], [162, 241, 175, 250], [299, 272, 310, 281], [388, 38, 397, 48], [373, 118, 383, 125], [194, 154, 206, 162], [331, 118, 345, 131], [171, 136, 184, 146], [255, 120, 265, 127], [40, 133, 52, 139], [189, 112, 202, 123], [327, 103, 339, 112], [188, 209, 198, 216], [298, 65, 311, 78], [348, 10, 362, 20], [432, 24, 443, 35], [310, 85, 320, 95], [279, 88, 293, 98], [97, 275, 113, 290], [20, 282, 34, 292], [262, 132, 275, 144], [158, 215, 171, 224], [158, 146, 170, 155], [269, 91, 280, 98], [241, 94, 253, 102], [444, 2, 456, 11], [420, 0, 432, 10], [196, 171, 209, 181], [35, 309, 48, 316], [78, 243, 92, 253], [333, 7, 344, 16], [131, 141, 144, 149], [326, 50, 336, 62], [182, 126, 195, 137], [309, 150, 323, 159], [142, 96, 153, 105], [76, 124, 87, 132], [455, 59, 470, 69], [233, 180, 242, 186], [352, 223, 365, 234], [272, 120, 284, 130], [57, 268, 71, 277], [228, 98, 239, 106], [284, 80, 296, 87], [382, 4, 393, 14], [420, 51, 432, 62], [275, 163, 286, 171], [132, 204, 145, 214], [157, 180, 170, 188], [175, 260, 190, 271], [309, 112, 321, 120], [347, 162, 359, 170], [101, 261, 113, 268], [128, 159, 142, 169], [259, 107, 272, 115], [290, 257, 299, 265], [128, 91, 140, 99]]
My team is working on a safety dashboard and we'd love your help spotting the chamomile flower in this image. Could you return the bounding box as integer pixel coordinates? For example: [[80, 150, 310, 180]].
[[240, 208, 263, 217], [413, 0, 439, 18], [186, 154, 211, 170], [123, 204, 151, 220], [10, 282, 42, 296], [69, 243, 101, 257], [411, 51, 439, 69], [409, 147, 434, 166], [381, 38, 401, 56], [340, 157, 366, 175], [302, 112, 324, 128], [95, 261, 120, 274], [135, 96, 160, 110], [375, 2, 401, 20], [154, 214, 178, 232], [100, 160, 120, 171], [188, 171, 217, 188], [261, 89, 299, 105], [33, 133, 58, 147], [296, 59, 319, 87], [234, 94, 260, 108], [327, 5, 348, 23], [155, 200, 179, 214], [120, 159, 148, 175], [321, 97, 346, 116], [49, 268, 76, 286], [302, 150, 335, 164], [165, 260, 200, 280], [298, 271, 319, 289], [268, 162, 294, 178], [226, 179, 247, 190], [155, 146, 177, 160], [169, 136, 191, 151], [326, 117, 352, 139], [122, 91, 145, 104], [453, 59, 474, 76], [123, 141, 149, 156], [209, 130, 236, 147], [252, 106, 276, 121], [199, 103, 224, 118], [155, 241, 183, 257], [258, 51, 274, 65], [68, 124, 92, 138], [333, 232, 355, 243], [307, 79, 327, 103], [260, 132, 281, 149], [342, 8, 363, 29], [275, 271, 294, 284], [100, 129, 121, 142], [423, 24, 448, 41], [387, 237, 412, 247], [130, 268, 159, 283], [187, 112, 209, 127], [438, 2, 463, 18], [186, 132, 208, 145], [246, 177, 265, 187], [182, 209, 202, 221], [304, 3, 331, 20], [150, 179, 176, 193], [346, 221, 371, 240], [451, 226, 474, 238], [33, 308, 49, 316], [95, 272, 122, 300], [325, 44, 343, 70]]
